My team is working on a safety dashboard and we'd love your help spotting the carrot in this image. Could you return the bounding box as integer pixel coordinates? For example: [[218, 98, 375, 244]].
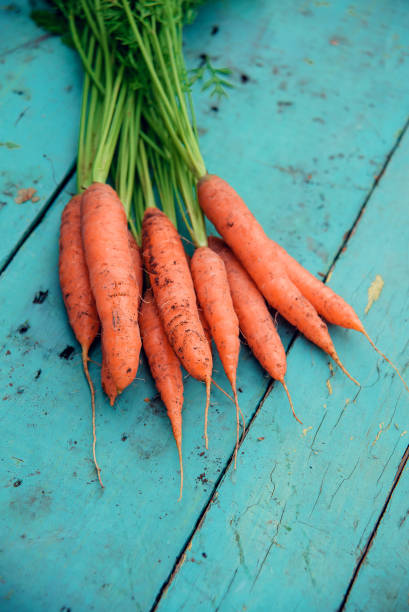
[[101, 230, 143, 406], [142, 207, 212, 445], [101, 338, 118, 407], [198, 174, 359, 385], [196, 292, 246, 420], [191, 246, 242, 459], [128, 230, 144, 302], [208, 236, 300, 423], [81, 182, 141, 399], [273, 243, 409, 393], [59, 194, 103, 487], [140, 288, 184, 499], [198, 306, 212, 347], [184, 253, 212, 347]]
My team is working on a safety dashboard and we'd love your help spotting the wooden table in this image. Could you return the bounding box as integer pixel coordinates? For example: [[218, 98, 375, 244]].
[[1, 1, 408, 610]]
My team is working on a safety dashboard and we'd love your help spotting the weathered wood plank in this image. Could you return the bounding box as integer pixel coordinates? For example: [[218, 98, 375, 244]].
[[1, 1, 409, 611], [344, 449, 409, 612], [156, 121, 409, 610], [0, 1, 81, 270]]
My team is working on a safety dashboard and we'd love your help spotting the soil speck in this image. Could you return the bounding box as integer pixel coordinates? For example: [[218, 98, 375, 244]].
[[33, 290, 48, 304], [18, 322, 30, 334], [59, 346, 75, 360]]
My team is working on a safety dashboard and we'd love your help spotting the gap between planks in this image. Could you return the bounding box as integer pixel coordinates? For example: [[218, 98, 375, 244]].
[[0, 161, 76, 277], [149, 114, 409, 612], [338, 443, 409, 611]]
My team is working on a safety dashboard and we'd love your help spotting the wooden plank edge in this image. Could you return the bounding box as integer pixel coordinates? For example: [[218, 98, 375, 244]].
[[0, 161, 75, 277], [337, 443, 409, 611], [325, 114, 409, 284]]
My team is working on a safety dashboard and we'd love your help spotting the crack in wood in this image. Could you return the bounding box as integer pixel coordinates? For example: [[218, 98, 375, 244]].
[[328, 457, 360, 509], [251, 502, 287, 590], [309, 463, 331, 517], [0, 34, 52, 59]]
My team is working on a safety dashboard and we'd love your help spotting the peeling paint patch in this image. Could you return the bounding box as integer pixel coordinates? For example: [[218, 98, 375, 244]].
[[302, 426, 313, 436], [364, 274, 384, 314], [372, 422, 386, 446]]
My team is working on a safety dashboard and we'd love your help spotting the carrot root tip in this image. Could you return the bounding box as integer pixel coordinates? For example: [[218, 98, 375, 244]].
[[362, 329, 409, 395], [281, 380, 302, 424], [82, 347, 104, 488], [331, 352, 360, 387]]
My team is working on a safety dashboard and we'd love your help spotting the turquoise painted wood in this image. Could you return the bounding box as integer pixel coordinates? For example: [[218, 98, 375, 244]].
[[1, 1, 409, 611], [0, 0, 82, 269], [159, 125, 409, 611], [345, 460, 409, 612]]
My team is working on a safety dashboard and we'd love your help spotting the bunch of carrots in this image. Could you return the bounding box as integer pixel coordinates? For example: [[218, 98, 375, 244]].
[[35, 1, 408, 499]]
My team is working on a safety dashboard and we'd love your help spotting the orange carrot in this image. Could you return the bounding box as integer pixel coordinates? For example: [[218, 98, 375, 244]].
[[142, 207, 212, 444], [198, 174, 359, 386], [186, 253, 212, 346], [101, 338, 118, 407], [81, 182, 141, 399], [59, 194, 103, 486], [274, 243, 409, 392], [128, 230, 144, 303], [191, 246, 242, 460], [208, 236, 300, 423], [101, 231, 144, 405], [198, 306, 212, 347], [140, 288, 184, 499]]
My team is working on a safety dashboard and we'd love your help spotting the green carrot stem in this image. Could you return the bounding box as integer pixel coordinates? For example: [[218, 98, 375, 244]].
[[92, 65, 126, 183], [68, 12, 104, 94]]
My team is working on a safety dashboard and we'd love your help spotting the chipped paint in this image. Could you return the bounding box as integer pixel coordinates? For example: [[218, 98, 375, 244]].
[[372, 422, 386, 446], [364, 274, 384, 314], [326, 379, 333, 395], [302, 426, 313, 436]]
